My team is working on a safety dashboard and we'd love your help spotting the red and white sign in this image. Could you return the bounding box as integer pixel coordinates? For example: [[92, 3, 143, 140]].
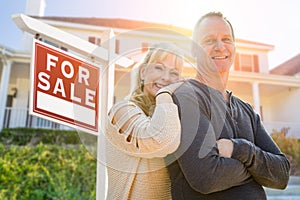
[[30, 39, 100, 134]]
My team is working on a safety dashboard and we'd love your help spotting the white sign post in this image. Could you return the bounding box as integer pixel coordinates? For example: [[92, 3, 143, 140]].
[[12, 14, 133, 200]]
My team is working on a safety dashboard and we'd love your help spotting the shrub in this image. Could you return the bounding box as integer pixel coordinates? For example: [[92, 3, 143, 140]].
[[0, 128, 82, 146], [0, 143, 97, 200], [271, 127, 300, 175]]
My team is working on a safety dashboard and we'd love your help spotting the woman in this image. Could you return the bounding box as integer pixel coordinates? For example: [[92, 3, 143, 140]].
[[105, 42, 184, 200]]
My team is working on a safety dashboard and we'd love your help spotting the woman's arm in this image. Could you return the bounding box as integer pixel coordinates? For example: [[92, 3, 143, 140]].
[[105, 93, 181, 158]]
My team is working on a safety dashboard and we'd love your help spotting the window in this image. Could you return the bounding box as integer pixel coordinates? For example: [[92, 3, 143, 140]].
[[141, 42, 149, 52], [234, 53, 259, 72], [88, 36, 101, 46], [115, 39, 120, 54]]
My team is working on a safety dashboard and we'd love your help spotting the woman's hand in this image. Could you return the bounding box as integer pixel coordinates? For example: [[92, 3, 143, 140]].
[[155, 81, 185, 104], [156, 79, 185, 97]]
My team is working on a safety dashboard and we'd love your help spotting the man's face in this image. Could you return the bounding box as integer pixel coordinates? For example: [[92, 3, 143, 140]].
[[196, 16, 236, 74]]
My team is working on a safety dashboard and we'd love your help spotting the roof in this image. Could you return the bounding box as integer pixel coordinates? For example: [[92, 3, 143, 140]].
[[235, 38, 274, 50], [270, 53, 300, 75], [31, 16, 192, 36], [32, 16, 276, 50]]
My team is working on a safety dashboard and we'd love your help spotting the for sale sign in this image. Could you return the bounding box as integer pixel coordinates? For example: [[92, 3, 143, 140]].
[[30, 39, 100, 134]]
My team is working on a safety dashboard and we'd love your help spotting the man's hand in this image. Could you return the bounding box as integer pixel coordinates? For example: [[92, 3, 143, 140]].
[[216, 138, 233, 158]]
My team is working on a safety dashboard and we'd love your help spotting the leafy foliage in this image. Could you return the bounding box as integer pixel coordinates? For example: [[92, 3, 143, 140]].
[[271, 127, 300, 175], [0, 128, 81, 146], [0, 143, 97, 200]]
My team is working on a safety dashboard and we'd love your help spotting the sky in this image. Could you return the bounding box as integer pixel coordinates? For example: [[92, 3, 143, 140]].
[[1, 0, 300, 69]]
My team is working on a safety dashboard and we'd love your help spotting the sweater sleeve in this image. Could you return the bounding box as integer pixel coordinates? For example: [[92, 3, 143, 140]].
[[105, 100, 181, 158], [172, 86, 251, 194], [231, 114, 290, 189]]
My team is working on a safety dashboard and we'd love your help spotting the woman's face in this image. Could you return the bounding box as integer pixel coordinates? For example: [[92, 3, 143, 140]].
[[140, 54, 182, 98]]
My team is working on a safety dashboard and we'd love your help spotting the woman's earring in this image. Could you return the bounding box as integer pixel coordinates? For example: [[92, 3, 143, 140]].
[[141, 79, 144, 90]]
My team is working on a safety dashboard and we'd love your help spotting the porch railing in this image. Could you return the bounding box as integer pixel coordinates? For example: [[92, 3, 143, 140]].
[[3, 107, 72, 130], [3, 107, 299, 138]]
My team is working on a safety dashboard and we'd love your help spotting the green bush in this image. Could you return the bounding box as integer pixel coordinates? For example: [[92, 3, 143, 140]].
[[271, 127, 300, 175], [0, 143, 97, 200], [0, 128, 81, 146]]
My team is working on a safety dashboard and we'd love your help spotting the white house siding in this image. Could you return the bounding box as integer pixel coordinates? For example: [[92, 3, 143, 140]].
[[114, 70, 131, 103], [9, 78, 30, 128], [258, 53, 269, 74], [264, 87, 300, 138], [227, 78, 300, 138], [1, 61, 30, 128]]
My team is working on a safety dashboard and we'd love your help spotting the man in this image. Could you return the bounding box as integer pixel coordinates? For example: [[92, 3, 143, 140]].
[[166, 12, 290, 200]]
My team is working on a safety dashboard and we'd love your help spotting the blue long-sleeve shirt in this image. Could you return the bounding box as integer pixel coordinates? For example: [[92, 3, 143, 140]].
[[166, 79, 290, 200]]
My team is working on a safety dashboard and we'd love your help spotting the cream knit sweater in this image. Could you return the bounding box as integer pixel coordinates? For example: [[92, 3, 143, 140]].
[[105, 100, 181, 200]]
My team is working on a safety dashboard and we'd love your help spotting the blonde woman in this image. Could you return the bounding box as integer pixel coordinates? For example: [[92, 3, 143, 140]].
[[105, 43, 184, 200]]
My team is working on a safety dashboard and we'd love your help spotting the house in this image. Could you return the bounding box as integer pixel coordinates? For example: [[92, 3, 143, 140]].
[[1, 0, 300, 138]]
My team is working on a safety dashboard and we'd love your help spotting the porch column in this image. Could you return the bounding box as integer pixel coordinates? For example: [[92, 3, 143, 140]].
[[252, 82, 261, 116], [0, 60, 12, 131]]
